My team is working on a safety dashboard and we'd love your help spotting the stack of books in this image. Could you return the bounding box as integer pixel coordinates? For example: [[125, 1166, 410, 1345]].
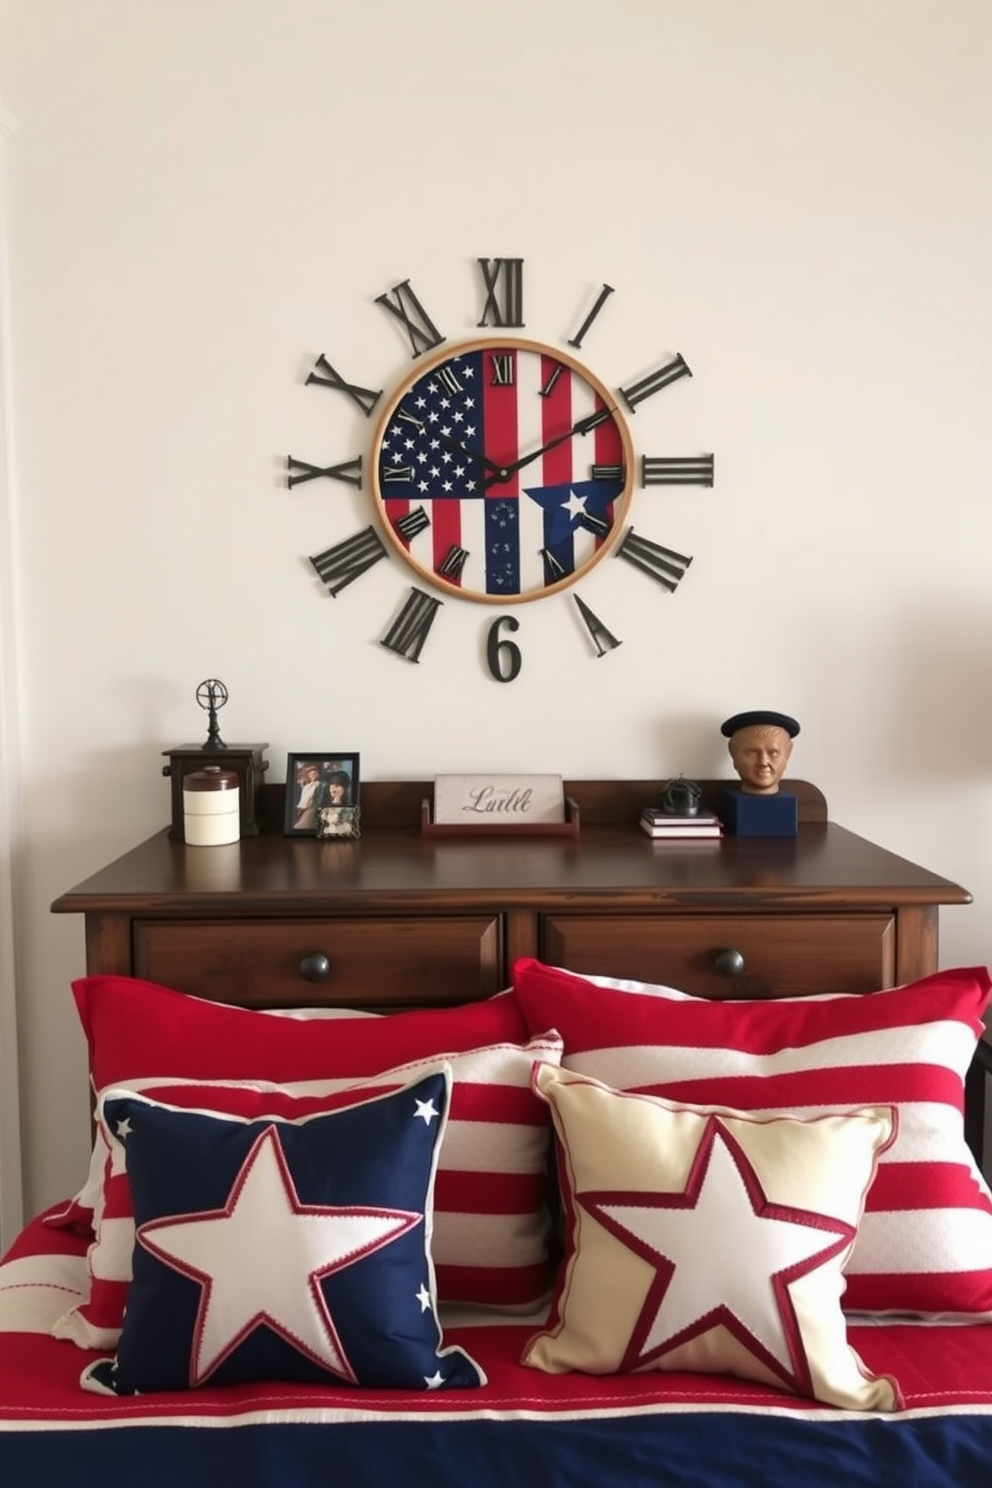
[[639, 806, 723, 840]]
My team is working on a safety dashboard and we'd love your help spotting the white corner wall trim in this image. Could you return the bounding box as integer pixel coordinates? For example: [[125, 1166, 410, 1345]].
[[0, 95, 24, 1249]]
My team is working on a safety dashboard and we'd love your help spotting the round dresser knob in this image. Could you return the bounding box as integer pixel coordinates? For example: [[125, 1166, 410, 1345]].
[[298, 952, 330, 982], [713, 947, 746, 978]]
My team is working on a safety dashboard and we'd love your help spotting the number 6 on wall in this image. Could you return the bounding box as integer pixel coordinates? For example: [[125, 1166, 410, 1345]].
[[486, 615, 522, 683]]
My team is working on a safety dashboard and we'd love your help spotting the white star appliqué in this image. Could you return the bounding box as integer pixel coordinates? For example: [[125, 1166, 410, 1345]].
[[583, 1117, 853, 1392], [414, 1097, 440, 1126], [138, 1125, 421, 1385]]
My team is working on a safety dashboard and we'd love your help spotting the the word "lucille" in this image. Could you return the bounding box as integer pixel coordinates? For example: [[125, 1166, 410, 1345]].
[[462, 787, 535, 814]]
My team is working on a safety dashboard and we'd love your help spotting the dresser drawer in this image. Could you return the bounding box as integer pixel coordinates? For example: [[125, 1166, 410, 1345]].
[[541, 913, 895, 998], [133, 916, 503, 1009]]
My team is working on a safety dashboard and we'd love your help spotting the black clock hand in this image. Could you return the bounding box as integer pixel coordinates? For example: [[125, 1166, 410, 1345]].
[[434, 430, 504, 475], [482, 407, 617, 488]]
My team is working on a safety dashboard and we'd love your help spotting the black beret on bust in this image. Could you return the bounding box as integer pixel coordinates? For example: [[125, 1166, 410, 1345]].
[[720, 710, 801, 739]]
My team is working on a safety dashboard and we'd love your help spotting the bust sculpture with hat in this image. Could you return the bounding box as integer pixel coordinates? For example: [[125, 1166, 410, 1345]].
[[719, 710, 800, 836]]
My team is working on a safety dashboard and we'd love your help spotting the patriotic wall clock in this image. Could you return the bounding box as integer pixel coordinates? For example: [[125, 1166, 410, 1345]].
[[288, 258, 715, 683]]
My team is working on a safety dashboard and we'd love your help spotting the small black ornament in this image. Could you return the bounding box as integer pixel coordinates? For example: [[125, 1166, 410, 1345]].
[[195, 678, 229, 748], [660, 774, 702, 817]]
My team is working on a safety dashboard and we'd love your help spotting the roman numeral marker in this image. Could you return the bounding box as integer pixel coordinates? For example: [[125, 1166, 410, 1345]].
[[573, 594, 621, 656], [567, 283, 615, 349], [287, 455, 362, 489], [539, 364, 564, 398], [477, 257, 525, 327], [396, 409, 426, 432], [575, 407, 614, 434], [641, 455, 715, 487], [490, 353, 514, 386], [381, 588, 443, 662], [438, 545, 469, 580], [616, 529, 693, 593], [310, 527, 387, 596], [374, 279, 445, 358], [435, 365, 463, 396], [394, 507, 431, 542], [305, 355, 382, 417], [578, 511, 611, 537], [619, 354, 692, 411]]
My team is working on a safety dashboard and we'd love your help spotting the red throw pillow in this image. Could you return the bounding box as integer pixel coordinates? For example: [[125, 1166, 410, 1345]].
[[55, 975, 561, 1348], [512, 958, 992, 1318]]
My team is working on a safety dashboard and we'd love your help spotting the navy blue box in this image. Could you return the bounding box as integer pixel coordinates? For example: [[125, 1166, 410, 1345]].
[[719, 789, 798, 837]]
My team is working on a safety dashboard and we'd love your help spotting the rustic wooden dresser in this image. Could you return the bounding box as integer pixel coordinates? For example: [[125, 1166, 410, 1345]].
[[50, 776, 971, 999], [53, 777, 992, 1161]]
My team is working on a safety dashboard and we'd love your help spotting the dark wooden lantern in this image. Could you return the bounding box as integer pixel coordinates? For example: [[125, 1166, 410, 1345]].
[[162, 743, 269, 840]]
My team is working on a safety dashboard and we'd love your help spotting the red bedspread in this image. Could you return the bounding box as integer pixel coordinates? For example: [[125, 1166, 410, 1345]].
[[2, 1210, 991, 1488]]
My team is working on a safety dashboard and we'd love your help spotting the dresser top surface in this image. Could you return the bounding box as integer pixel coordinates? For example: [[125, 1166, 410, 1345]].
[[51, 818, 970, 917]]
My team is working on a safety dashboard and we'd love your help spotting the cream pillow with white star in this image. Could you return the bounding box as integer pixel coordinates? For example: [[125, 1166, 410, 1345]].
[[524, 1064, 899, 1412]]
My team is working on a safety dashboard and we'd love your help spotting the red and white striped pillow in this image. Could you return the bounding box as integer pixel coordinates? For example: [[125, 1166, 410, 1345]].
[[55, 975, 562, 1349], [512, 958, 992, 1319]]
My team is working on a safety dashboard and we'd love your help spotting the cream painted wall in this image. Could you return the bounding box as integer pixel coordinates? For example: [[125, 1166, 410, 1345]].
[[0, 0, 990, 1224]]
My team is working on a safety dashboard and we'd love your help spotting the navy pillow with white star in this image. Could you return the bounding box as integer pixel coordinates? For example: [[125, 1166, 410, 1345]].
[[86, 1070, 484, 1394]]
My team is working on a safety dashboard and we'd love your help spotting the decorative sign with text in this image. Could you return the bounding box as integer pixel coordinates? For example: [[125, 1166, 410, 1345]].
[[433, 774, 566, 827]]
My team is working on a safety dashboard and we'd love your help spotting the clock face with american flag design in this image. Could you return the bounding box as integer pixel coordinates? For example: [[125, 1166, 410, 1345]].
[[370, 338, 634, 605], [288, 259, 715, 682]]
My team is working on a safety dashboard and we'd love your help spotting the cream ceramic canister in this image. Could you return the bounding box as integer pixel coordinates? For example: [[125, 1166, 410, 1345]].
[[182, 766, 240, 846]]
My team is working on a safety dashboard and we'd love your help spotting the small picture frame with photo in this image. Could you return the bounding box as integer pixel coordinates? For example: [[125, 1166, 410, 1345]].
[[283, 753, 360, 836], [316, 804, 362, 841]]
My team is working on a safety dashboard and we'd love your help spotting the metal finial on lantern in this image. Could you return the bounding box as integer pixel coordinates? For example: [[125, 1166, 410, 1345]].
[[195, 678, 229, 749]]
